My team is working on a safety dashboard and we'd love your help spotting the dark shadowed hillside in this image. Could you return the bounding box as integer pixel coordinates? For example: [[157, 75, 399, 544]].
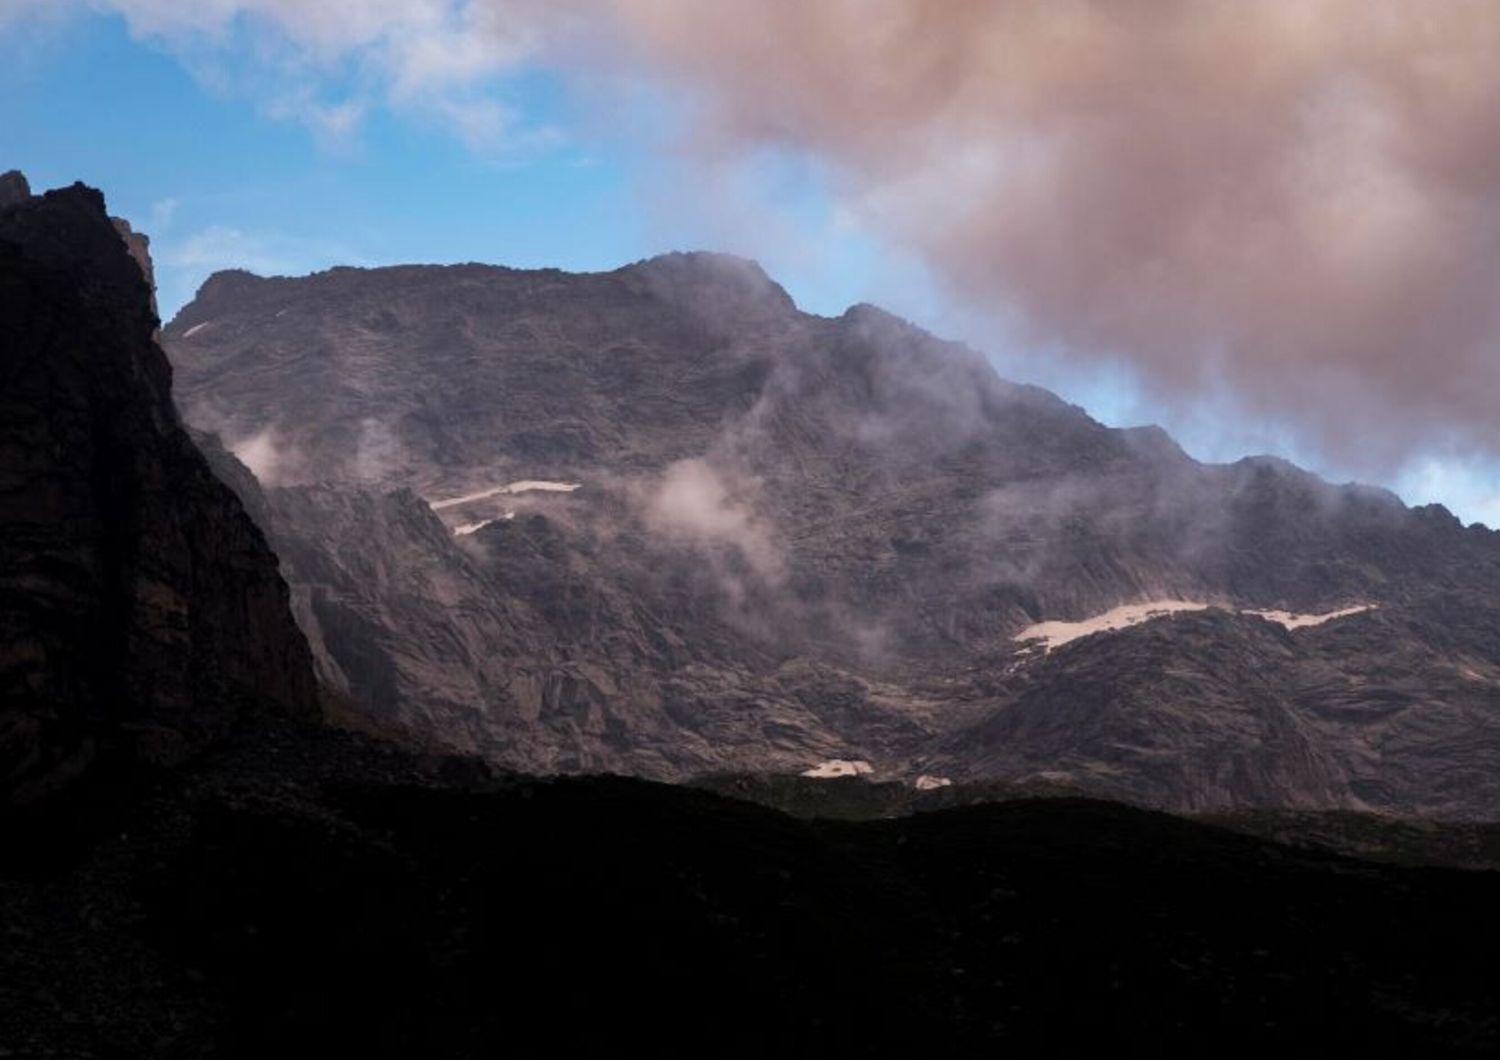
[[165, 255, 1500, 815], [4, 722, 1500, 1058]]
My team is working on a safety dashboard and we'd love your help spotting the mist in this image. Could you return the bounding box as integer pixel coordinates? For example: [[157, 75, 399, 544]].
[[20, 0, 1500, 497], [587, 1, 1500, 479], [644, 457, 783, 583]]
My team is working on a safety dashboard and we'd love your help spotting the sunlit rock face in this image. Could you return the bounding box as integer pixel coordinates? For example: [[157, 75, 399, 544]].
[[0, 177, 317, 806], [164, 251, 1500, 815]]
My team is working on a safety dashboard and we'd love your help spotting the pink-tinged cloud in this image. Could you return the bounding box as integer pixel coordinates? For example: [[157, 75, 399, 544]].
[[590, 0, 1500, 473], [20, 1, 1500, 473]]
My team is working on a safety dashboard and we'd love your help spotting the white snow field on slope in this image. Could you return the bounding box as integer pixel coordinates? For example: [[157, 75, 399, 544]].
[[801, 759, 874, 779], [1243, 605, 1375, 629], [452, 513, 519, 536], [1015, 600, 1377, 652], [914, 775, 953, 791], [428, 480, 581, 511], [1016, 601, 1211, 651]]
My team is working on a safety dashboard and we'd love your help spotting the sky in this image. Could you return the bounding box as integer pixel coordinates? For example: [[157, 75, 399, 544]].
[[2, 1, 1497, 528]]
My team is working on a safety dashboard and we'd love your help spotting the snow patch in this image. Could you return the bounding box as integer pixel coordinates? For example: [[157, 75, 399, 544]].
[[1015, 599, 1378, 652], [453, 512, 518, 536], [801, 759, 873, 779], [1244, 605, 1375, 629], [1016, 600, 1210, 651], [507, 480, 582, 495], [429, 480, 581, 511], [914, 775, 952, 791]]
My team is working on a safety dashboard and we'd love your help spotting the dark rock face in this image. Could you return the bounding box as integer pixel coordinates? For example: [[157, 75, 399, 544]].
[[940, 602, 1500, 815], [110, 215, 158, 319], [165, 251, 1500, 815], [2, 724, 1499, 1057], [0, 170, 30, 208], [0, 179, 317, 806]]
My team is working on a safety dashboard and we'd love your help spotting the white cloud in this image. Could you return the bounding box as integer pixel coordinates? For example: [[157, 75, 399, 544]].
[[230, 426, 283, 484], [645, 458, 782, 581], [147, 196, 179, 231], [41, 0, 558, 148]]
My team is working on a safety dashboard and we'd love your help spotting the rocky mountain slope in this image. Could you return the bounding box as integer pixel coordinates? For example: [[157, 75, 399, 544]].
[[6, 175, 1499, 1056], [0, 176, 317, 808], [163, 253, 1500, 815]]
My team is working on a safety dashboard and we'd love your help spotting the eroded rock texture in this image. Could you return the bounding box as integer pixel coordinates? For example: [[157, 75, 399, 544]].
[[0, 179, 317, 805], [165, 243, 1500, 814]]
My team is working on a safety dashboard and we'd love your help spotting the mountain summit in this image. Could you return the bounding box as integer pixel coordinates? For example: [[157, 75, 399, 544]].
[[163, 253, 1500, 815]]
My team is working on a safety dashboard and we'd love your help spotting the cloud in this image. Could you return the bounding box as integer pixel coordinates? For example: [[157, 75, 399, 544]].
[[24, 0, 557, 147], [351, 417, 406, 483], [644, 457, 782, 582], [15, 0, 1500, 491], [580, 0, 1500, 479], [229, 426, 284, 484], [183, 402, 309, 485]]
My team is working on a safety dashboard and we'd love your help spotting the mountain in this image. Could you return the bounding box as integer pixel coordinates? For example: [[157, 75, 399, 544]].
[[0, 178, 318, 807], [163, 255, 1500, 815], [2, 173, 1499, 1056]]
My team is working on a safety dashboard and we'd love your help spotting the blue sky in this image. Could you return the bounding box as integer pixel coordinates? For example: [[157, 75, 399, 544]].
[[3, 14, 646, 319], [0, 9, 897, 323], [2, 6, 1496, 527]]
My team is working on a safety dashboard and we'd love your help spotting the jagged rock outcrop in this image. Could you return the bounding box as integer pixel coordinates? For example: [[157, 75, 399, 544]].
[[164, 252, 1500, 814], [110, 215, 158, 319], [0, 170, 30, 209], [0, 177, 318, 806]]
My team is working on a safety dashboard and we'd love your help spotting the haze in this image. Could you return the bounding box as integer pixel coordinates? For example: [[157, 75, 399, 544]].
[[2, 0, 1496, 526]]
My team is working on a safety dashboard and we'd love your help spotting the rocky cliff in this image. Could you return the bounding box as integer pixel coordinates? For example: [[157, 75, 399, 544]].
[[0, 177, 318, 806], [165, 249, 1500, 815]]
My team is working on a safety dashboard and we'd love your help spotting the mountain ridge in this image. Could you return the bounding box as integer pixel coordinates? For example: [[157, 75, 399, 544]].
[[164, 247, 1500, 814], [173, 259, 1496, 527]]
